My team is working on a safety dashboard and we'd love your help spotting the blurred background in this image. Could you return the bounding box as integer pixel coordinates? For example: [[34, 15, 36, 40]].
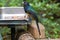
[[0, 0, 60, 39]]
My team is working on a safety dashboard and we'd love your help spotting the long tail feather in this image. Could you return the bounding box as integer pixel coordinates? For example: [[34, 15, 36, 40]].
[[36, 21, 41, 35]]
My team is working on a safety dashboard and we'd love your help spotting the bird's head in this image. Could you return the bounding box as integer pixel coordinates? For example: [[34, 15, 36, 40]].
[[22, 0, 29, 6]]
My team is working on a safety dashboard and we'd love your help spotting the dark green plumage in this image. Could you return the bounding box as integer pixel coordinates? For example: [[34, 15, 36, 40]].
[[23, 0, 41, 35]]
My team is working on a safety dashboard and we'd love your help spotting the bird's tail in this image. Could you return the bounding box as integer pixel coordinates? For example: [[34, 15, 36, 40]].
[[32, 13, 41, 35], [36, 20, 41, 35]]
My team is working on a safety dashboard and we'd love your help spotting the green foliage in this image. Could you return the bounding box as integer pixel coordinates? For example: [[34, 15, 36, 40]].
[[29, 0, 60, 38], [0, 0, 23, 7], [42, 18, 60, 38], [0, 27, 10, 35], [0, 0, 60, 38]]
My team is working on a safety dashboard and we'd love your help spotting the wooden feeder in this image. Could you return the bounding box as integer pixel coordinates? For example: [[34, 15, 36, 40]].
[[0, 7, 31, 40]]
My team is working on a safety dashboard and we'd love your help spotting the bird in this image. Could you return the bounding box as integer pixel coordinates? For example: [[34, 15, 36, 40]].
[[23, 0, 41, 35]]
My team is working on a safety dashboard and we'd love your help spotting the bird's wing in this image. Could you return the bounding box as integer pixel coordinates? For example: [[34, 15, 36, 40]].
[[26, 6, 39, 21], [27, 6, 38, 15], [26, 6, 41, 35], [27, 6, 42, 23]]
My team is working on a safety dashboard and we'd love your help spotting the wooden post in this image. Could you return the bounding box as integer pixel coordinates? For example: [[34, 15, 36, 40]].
[[28, 20, 45, 39]]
